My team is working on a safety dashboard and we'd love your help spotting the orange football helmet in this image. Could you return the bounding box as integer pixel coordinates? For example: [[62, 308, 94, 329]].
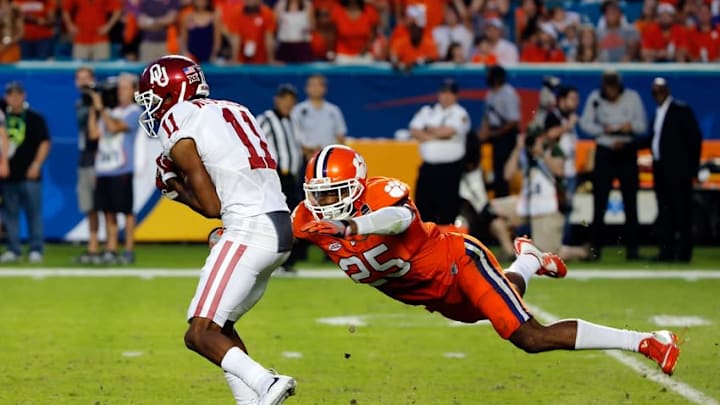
[[304, 145, 368, 220]]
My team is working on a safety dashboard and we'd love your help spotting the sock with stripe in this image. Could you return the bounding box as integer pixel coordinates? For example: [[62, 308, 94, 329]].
[[221, 347, 274, 396], [224, 372, 260, 405], [505, 254, 539, 289], [574, 319, 652, 351]]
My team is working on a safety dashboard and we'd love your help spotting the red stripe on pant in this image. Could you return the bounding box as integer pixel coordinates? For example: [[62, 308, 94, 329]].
[[194, 241, 233, 318], [206, 244, 248, 320]]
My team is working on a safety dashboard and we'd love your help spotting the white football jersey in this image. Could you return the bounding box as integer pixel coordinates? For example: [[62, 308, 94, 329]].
[[157, 99, 289, 227]]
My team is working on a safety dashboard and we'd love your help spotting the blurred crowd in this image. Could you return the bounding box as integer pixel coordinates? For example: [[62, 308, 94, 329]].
[[3, 0, 720, 66]]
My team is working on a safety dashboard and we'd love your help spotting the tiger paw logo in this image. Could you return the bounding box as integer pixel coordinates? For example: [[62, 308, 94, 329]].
[[384, 181, 407, 198]]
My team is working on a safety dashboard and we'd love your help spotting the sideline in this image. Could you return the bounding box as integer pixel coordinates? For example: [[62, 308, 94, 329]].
[[0, 268, 719, 279], [527, 304, 719, 405]]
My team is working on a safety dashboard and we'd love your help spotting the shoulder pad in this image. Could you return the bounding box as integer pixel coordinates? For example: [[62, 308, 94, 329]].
[[365, 177, 411, 210]]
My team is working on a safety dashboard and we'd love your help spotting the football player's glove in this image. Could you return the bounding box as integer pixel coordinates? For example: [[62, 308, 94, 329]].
[[300, 220, 354, 237], [155, 154, 179, 200], [155, 154, 178, 185]]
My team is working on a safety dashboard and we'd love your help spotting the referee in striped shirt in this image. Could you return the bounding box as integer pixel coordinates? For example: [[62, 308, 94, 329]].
[[257, 83, 306, 271]]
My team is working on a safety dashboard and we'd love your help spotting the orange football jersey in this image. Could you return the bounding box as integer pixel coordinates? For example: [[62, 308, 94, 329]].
[[293, 176, 466, 304]]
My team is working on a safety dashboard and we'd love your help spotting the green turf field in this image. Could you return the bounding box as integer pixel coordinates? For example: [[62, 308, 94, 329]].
[[1, 244, 719, 404]]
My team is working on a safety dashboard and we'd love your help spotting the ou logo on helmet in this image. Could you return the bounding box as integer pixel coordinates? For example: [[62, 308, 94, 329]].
[[149, 64, 169, 87]]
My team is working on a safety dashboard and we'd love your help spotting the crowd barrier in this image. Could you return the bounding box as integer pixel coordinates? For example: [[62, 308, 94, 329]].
[[1, 62, 718, 241]]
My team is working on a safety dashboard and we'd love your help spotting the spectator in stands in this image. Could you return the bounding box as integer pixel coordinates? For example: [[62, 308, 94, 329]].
[[433, 3, 472, 62], [121, 0, 142, 61], [394, 0, 457, 32], [389, 4, 438, 70], [62, 0, 121, 61], [514, 0, 543, 45], [330, 0, 379, 64], [73, 66, 101, 265], [547, 6, 580, 38], [643, 78, 702, 262], [274, 0, 314, 63], [310, 6, 333, 60], [444, 41, 466, 63], [0, 0, 24, 63], [87, 73, 140, 264], [641, 3, 688, 62], [469, 34, 498, 65], [688, 2, 720, 62], [478, 65, 520, 198], [678, 0, 700, 27], [226, 0, 276, 64], [16, 0, 56, 60], [519, 22, 566, 62], [597, 0, 640, 62], [409, 78, 470, 226], [292, 74, 347, 160], [580, 71, 647, 261], [137, 0, 180, 62], [559, 20, 580, 60], [257, 83, 305, 272], [467, 0, 509, 30], [635, 0, 658, 36], [178, 0, 220, 63], [485, 17, 518, 65], [573, 24, 600, 62], [0, 81, 50, 264]]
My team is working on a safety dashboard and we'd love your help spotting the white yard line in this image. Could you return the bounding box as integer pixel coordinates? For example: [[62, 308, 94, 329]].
[[1, 268, 720, 279], [527, 304, 719, 405]]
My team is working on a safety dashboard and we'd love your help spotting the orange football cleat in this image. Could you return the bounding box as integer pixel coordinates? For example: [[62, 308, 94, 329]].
[[639, 330, 680, 375], [513, 236, 568, 278]]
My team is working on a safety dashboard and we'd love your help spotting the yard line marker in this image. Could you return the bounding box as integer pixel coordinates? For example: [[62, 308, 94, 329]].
[[282, 351, 303, 359], [121, 351, 144, 358], [316, 316, 367, 327], [1, 268, 720, 280], [527, 304, 719, 405], [650, 315, 712, 327], [443, 352, 466, 359]]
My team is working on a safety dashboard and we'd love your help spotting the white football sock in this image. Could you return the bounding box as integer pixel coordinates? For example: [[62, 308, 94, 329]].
[[224, 372, 259, 405], [505, 254, 539, 288], [221, 347, 275, 395], [574, 319, 652, 351]]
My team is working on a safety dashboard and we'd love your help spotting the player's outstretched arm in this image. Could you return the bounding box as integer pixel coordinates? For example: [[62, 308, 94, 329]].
[[301, 205, 414, 238], [169, 139, 222, 219]]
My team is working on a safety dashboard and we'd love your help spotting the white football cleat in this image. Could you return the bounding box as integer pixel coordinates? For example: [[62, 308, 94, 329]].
[[259, 374, 296, 405], [513, 236, 567, 278]]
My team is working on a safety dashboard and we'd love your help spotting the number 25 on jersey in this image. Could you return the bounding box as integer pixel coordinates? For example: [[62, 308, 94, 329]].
[[338, 243, 411, 286]]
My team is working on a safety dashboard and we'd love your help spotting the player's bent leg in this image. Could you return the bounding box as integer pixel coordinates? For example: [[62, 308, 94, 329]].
[[509, 318, 577, 353], [184, 316, 236, 364], [460, 238, 533, 338], [509, 318, 680, 375]]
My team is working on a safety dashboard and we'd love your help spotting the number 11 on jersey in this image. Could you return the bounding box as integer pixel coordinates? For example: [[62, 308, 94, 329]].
[[222, 107, 277, 170]]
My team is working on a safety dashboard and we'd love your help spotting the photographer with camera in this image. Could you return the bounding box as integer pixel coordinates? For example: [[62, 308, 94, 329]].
[[580, 70, 647, 261], [87, 73, 141, 265], [504, 127, 566, 254], [73, 66, 101, 264]]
